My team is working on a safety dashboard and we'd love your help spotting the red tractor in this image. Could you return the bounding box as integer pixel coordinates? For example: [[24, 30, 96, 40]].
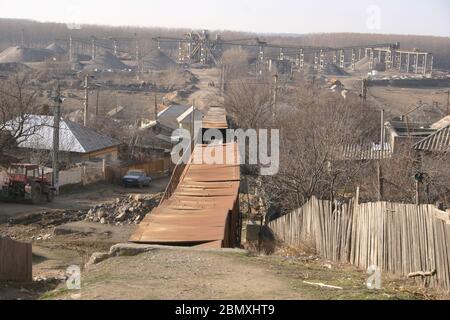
[[0, 164, 56, 204]]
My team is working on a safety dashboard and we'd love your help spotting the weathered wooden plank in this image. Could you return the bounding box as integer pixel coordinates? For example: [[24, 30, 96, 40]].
[[0, 238, 32, 282]]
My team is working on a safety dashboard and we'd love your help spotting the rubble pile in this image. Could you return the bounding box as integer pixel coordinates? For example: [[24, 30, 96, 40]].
[[84, 193, 162, 225]]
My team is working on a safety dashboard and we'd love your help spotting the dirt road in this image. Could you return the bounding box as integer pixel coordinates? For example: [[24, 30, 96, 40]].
[[188, 68, 221, 110], [40, 246, 436, 300], [0, 178, 169, 221]]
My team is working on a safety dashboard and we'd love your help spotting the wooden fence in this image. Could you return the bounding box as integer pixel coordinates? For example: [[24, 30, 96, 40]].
[[0, 238, 32, 282], [269, 197, 450, 290]]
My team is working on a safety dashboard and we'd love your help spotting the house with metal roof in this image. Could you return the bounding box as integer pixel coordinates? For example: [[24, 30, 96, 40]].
[[413, 124, 450, 153], [157, 104, 191, 129], [341, 142, 393, 161], [385, 120, 436, 152], [6, 115, 123, 164]]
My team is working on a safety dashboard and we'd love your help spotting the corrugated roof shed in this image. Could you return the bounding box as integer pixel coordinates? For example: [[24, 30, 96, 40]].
[[413, 125, 450, 153]]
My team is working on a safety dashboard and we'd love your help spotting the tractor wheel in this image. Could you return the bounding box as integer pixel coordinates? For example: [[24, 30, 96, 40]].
[[31, 184, 42, 204], [46, 190, 55, 203]]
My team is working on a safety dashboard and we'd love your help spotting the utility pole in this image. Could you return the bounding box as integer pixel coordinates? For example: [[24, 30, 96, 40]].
[[221, 64, 225, 97], [135, 33, 140, 81], [95, 89, 99, 117], [415, 180, 420, 205], [361, 78, 367, 102], [273, 74, 278, 121], [52, 84, 62, 194], [446, 89, 450, 115], [84, 74, 89, 126], [91, 37, 96, 60], [380, 109, 385, 153], [154, 94, 158, 121], [113, 39, 118, 56], [377, 109, 385, 201], [21, 29, 25, 46], [69, 36, 73, 61]]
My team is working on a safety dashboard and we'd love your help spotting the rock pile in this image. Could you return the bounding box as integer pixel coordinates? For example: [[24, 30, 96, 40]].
[[84, 193, 162, 225]]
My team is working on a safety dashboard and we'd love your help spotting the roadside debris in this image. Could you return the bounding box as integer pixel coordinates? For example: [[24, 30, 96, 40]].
[[303, 281, 343, 290], [84, 193, 162, 225], [408, 270, 437, 278]]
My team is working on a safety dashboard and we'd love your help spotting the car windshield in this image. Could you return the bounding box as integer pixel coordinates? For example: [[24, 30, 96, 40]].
[[127, 171, 144, 177]]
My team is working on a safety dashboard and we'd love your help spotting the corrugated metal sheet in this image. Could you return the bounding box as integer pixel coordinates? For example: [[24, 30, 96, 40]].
[[341, 143, 393, 160], [130, 142, 240, 247], [432, 116, 450, 130], [6, 115, 122, 153], [202, 107, 228, 129], [413, 125, 450, 153]]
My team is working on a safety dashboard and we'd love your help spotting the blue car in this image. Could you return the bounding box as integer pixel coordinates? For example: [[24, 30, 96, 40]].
[[122, 170, 152, 188]]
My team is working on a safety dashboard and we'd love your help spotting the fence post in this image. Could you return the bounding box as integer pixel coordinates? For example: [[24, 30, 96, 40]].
[[102, 159, 106, 180], [82, 165, 87, 186]]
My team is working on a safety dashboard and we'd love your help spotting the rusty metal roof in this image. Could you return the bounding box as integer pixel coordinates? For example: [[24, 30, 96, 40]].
[[202, 107, 228, 129], [130, 142, 240, 247], [413, 125, 450, 153]]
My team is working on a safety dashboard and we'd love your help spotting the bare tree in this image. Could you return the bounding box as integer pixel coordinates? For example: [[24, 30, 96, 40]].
[[223, 79, 272, 129], [0, 74, 40, 165], [265, 89, 379, 212], [221, 48, 250, 81]]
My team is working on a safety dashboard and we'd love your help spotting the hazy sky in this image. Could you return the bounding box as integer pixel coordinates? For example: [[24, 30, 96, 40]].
[[1, 0, 449, 37]]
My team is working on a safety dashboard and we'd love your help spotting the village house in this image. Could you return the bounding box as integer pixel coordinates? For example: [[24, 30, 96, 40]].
[[384, 120, 437, 153], [413, 124, 450, 154], [6, 115, 123, 166]]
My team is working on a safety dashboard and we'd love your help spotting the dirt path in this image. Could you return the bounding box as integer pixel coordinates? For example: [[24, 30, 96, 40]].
[[39, 246, 436, 300], [188, 68, 221, 110]]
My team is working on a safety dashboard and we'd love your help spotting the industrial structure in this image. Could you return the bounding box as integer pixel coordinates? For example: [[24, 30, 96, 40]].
[[55, 30, 435, 75]]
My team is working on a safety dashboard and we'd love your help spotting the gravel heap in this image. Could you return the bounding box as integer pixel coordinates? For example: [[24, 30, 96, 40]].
[[46, 43, 66, 55], [85, 50, 127, 71], [84, 193, 162, 225], [142, 49, 176, 71], [0, 46, 54, 63]]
